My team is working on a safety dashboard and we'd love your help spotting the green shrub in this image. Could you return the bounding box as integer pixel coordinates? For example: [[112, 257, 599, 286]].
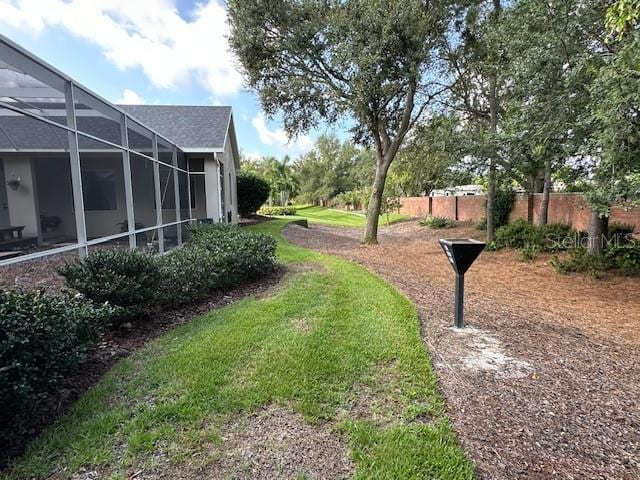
[[609, 222, 635, 243], [517, 243, 541, 262], [189, 224, 277, 285], [419, 215, 454, 229], [551, 248, 609, 279], [158, 225, 278, 306], [605, 244, 640, 276], [0, 289, 111, 444], [258, 205, 297, 216], [494, 220, 541, 249], [485, 240, 499, 251], [495, 188, 515, 227], [475, 216, 487, 231], [237, 172, 270, 217], [539, 223, 574, 251], [58, 250, 161, 316], [158, 245, 221, 306]]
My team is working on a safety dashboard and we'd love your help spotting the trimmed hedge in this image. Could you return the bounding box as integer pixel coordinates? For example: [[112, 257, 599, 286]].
[[59, 225, 278, 310], [0, 289, 112, 444], [185, 223, 277, 286], [258, 205, 297, 216], [237, 172, 270, 217], [58, 250, 161, 317]]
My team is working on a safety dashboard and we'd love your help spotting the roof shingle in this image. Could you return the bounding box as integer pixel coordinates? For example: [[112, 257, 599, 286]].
[[119, 105, 232, 150]]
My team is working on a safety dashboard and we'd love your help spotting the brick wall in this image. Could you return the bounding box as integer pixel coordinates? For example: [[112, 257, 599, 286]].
[[399, 193, 640, 232], [457, 196, 485, 221]]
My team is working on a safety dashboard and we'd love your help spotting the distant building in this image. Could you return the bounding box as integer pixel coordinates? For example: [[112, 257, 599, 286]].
[[430, 185, 484, 197]]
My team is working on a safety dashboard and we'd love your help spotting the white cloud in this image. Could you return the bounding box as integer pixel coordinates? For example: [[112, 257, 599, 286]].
[[0, 0, 243, 96], [251, 111, 313, 154], [244, 151, 261, 161], [116, 88, 145, 104]]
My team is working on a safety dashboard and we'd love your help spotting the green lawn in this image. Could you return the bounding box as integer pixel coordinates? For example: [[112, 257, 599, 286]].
[[3, 219, 472, 480], [282, 205, 408, 227]]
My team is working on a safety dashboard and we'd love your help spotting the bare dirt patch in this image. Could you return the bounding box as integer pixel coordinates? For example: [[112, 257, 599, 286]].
[[284, 221, 640, 479], [340, 360, 431, 428], [211, 405, 353, 480]]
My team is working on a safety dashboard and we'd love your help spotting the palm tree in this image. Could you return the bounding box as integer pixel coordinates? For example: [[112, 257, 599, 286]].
[[265, 155, 298, 205]]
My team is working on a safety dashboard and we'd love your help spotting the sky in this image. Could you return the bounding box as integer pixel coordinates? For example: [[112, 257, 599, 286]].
[[0, 0, 337, 161]]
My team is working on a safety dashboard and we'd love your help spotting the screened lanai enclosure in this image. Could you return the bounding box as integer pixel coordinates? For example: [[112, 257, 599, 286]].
[[0, 35, 238, 266]]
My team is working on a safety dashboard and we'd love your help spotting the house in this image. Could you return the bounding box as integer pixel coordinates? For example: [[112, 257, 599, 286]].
[[430, 185, 484, 197], [0, 34, 239, 266]]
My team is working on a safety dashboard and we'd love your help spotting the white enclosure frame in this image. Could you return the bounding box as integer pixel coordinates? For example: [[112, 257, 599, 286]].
[[0, 34, 197, 266]]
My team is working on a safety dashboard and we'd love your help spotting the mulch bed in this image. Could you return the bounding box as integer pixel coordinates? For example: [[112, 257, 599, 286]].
[[1, 267, 284, 468], [283, 221, 640, 480]]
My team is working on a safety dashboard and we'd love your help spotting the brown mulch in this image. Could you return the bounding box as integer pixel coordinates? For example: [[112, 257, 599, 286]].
[[0, 250, 77, 292], [0, 267, 285, 467], [283, 221, 640, 480]]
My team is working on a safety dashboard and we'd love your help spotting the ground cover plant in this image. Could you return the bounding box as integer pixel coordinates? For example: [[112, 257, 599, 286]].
[[419, 215, 455, 229], [3, 219, 473, 479]]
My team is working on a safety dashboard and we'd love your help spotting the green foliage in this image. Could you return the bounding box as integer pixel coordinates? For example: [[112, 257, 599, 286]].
[[0, 289, 111, 444], [420, 216, 455, 229], [517, 243, 541, 262], [605, 244, 640, 276], [551, 243, 640, 278], [295, 135, 374, 205], [157, 245, 222, 307], [494, 220, 541, 249], [186, 224, 277, 288], [551, 249, 609, 279], [237, 172, 270, 217], [494, 220, 574, 251], [59, 227, 278, 312], [608, 222, 635, 241], [475, 216, 487, 231], [334, 188, 371, 211], [606, 0, 640, 38], [494, 188, 515, 228], [393, 115, 474, 196], [258, 205, 297, 216], [58, 250, 162, 317], [243, 155, 298, 206]]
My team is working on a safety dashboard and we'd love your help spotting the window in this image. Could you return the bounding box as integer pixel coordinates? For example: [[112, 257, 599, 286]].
[[81, 169, 117, 211]]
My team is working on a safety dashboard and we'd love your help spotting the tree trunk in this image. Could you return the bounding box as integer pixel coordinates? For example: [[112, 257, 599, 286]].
[[486, 162, 497, 240], [539, 158, 552, 226], [587, 210, 607, 255], [363, 156, 391, 244], [485, 0, 502, 243]]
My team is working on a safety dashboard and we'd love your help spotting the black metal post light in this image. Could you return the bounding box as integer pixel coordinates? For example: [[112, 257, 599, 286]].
[[438, 239, 486, 328]]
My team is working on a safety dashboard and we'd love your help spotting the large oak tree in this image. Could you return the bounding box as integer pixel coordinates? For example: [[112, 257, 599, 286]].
[[228, 0, 449, 243]]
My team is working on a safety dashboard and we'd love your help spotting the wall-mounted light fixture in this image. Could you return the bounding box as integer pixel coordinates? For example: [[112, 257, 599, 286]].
[[7, 174, 21, 191]]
